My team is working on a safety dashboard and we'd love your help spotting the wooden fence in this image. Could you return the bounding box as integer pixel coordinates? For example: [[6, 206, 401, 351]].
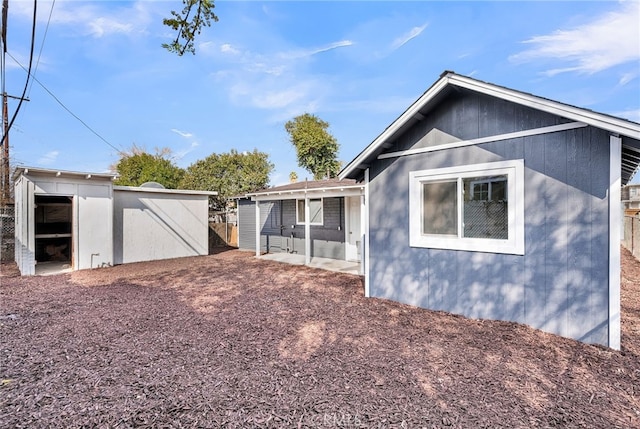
[[209, 222, 238, 251], [623, 214, 640, 260]]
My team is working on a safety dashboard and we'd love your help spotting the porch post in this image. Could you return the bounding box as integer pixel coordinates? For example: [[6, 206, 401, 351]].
[[364, 168, 370, 298], [305, 196, 311, 265], [255, 200, 260, 257], [609, 135, 621, 350]]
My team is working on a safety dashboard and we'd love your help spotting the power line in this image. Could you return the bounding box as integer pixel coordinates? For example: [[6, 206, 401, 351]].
[[1, 0, 37, 147], [6, 50, 122, 154], [28, 0, 55, 98]]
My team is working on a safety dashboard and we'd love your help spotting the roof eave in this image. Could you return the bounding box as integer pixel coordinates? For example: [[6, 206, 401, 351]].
[[13, 166, 118, 181], [339, 71, 640, 180]]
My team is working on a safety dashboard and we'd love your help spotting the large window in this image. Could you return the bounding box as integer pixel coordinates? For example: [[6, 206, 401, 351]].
[[296, 198, 323, 225], [409, 160, 524, 254]]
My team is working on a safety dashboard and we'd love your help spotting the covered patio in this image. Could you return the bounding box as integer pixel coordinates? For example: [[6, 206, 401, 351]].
[[240, 178, 367, 275]]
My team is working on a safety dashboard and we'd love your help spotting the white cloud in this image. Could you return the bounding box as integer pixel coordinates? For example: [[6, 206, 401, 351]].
[[208, 38, 351, 113], [12, 0, 153, 39], [220, 43, 241, 55], [619, 72, 638, 86], [171, 129, 193, 138], [614, 109, 640, 123], [510, 2, 640, 75], [175, 141, 200, 161], [87, 17, 134, 38], [37, 150, 59, 166], [251, 87, 309, 110], [390, 23, 428, 51], [278, 40, 354, 61], [308, 40, 354, 56]]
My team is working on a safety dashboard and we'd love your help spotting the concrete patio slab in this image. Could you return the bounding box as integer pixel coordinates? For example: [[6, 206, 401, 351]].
[[258, 253, 361, 275]]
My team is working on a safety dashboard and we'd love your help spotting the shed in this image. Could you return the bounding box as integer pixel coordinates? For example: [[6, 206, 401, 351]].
[[113, 185, 213, 265], [339, 71, 640, 350], [236, 179, 365, 267], [13, 167, 215, 275]]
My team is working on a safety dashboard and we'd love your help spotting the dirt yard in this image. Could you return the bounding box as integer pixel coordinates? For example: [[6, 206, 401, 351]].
[[1, 248, 639, 428]]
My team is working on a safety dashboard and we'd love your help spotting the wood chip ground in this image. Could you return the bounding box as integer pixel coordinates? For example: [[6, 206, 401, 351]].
[[1, 248, 639, 428]]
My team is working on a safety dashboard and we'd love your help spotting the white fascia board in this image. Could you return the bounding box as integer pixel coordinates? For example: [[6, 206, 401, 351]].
[[15, 166, 118, 181], [448, 75, 640, 140], [339, 77, 451, 179], [113, 186, 217, 196], [339, 72, 640, 180], [249, 186, 365, 201]]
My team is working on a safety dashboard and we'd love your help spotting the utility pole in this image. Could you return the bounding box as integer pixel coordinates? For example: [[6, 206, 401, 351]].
[[1, 0, 8, 206], [1, 90, 8, 205], [0, 92, 26, 205]]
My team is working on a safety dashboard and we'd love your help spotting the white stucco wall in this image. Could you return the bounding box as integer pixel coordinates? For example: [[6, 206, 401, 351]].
[[113, 188, 210, 265]]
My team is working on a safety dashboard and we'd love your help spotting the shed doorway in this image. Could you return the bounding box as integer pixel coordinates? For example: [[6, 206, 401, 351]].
[[35, 195, 73, 275]]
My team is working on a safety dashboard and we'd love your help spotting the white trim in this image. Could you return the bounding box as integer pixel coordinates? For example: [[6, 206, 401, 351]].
[[609, 135, 622, 350], [448, 75, 640, 140], [378, 122, 587, 160], [249, 185, 363, 201], [339, 78, 450, 180], [296, 197, 324, 226], [344, 196, 361, 263], [339, 72, 640, 180], [409, 160, 525, 255], [14, 166, 118, 181], [113, 185, 217, 196], [364, 168, 370, 296], [304, 197, 311, 265]]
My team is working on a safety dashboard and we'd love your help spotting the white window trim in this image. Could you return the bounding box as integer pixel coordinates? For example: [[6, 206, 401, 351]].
[[409, 159, 525, 255], [296, 198, 324, 226]]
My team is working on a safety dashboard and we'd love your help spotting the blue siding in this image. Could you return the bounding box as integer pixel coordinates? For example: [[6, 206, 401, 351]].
[[368, 90, 612, 347]]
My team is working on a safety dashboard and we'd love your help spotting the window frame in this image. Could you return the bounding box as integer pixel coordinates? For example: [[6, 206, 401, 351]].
[[296, 198, 324, 226], [469, 176, 507, 202], [409, 160, 524, 255]]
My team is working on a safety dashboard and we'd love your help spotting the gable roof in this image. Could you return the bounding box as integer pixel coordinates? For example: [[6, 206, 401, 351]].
[[339, 71, 640, 184]]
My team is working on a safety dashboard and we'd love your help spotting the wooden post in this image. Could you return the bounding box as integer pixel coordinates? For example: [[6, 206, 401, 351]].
[[305, 196, 311, 265], [255, 200, 260, 256]]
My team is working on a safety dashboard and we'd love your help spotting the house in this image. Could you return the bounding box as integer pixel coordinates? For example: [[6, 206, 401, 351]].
[[339, 71, 640, 350], [235, 179, 365, 270], [13, 167, 216, 275]]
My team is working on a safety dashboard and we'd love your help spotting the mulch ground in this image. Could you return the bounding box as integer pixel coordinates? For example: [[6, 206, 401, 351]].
[[1, 247, 639, 428]]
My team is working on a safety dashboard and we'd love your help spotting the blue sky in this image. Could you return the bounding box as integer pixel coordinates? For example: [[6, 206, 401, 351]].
[[5, 0, 640, 186]]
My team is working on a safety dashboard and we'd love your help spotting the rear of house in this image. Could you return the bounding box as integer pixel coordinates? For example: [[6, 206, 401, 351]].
[[340, 71, 640, 350]]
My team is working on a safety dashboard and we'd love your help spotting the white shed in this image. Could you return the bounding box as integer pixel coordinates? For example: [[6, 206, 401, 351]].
[[113, 185, 213, 265], [13, 167, 216, 276]]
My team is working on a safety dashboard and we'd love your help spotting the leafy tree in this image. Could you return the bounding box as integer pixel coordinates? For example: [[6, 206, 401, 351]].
[[113, 145, 184, 189], [289, 171, 298, 183], [163, 0, 218, 56], [284, 113, 340, 180], [180, 149, 274, 210]]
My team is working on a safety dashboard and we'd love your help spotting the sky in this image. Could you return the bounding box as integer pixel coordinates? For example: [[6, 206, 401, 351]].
[[4, 0, 640, 186]]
